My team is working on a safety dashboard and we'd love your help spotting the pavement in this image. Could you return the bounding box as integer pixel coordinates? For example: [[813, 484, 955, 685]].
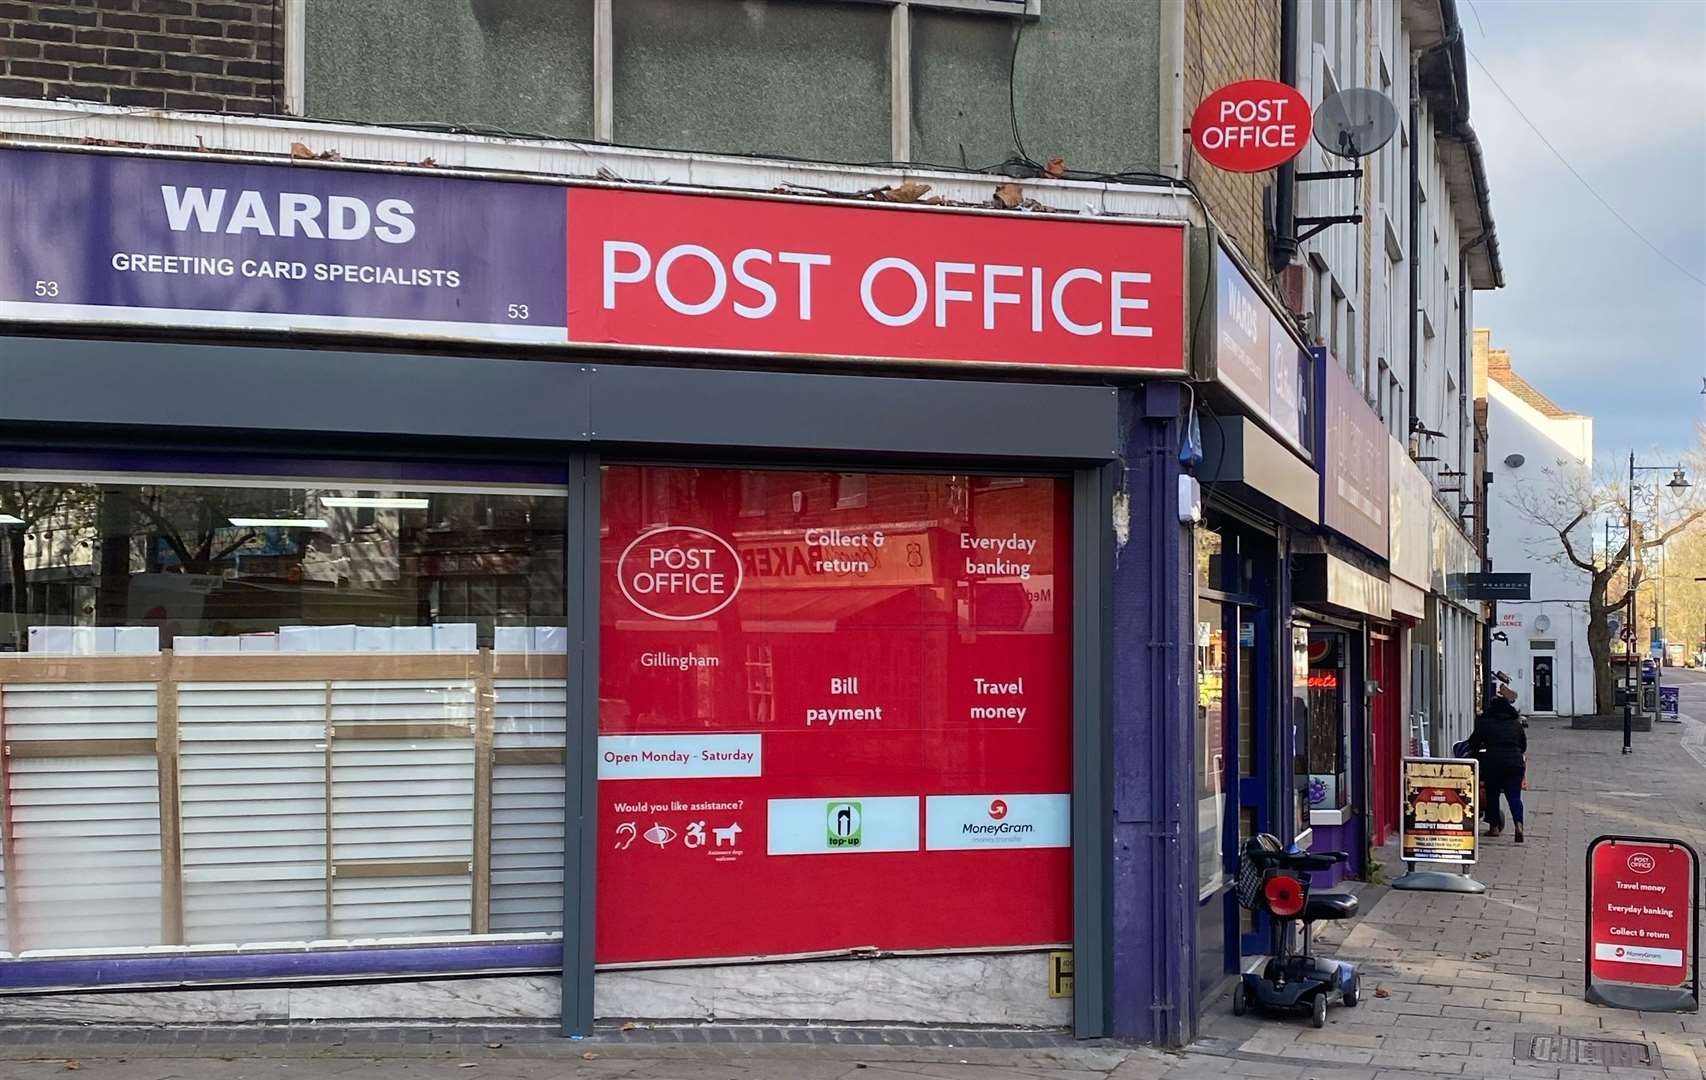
[[2, 668, 1704, 1080]]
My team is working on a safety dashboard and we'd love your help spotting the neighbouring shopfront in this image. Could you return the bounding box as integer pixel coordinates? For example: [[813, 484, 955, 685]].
[[1381, 438, 1434, 844], [1194, 242, 1318, 1008], [1428, 504, 1484, 754], [0, 144, 1203, 1040], [1292, 349, 1393, 887]]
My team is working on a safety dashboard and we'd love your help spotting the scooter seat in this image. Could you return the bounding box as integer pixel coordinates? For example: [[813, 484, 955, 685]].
[[1304, 893, 1358, 921]]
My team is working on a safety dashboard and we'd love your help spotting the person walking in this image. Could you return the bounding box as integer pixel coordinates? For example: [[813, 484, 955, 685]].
[[1464, 684, 1528, 842]]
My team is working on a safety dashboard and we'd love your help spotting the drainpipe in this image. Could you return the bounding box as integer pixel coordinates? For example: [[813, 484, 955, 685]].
[[1271, 0, 1299, 274], [1460, 229, 1492, 703], [1406, 75, 1420, 433], [1457, 249, 1469, 485]]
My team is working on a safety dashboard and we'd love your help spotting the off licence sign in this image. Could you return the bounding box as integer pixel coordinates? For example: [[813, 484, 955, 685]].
[[1589, 839, 1694, 987]]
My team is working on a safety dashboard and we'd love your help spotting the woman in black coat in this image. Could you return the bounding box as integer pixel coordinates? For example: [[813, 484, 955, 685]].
[[1464, 688, 1528, 841]]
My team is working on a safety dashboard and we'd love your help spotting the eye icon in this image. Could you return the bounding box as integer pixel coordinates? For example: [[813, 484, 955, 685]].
[[644, 823, 678, 848]]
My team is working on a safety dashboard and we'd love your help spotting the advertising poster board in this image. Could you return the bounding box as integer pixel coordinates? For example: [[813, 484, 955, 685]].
[[1660, 686, 1680, 718], [596, 466, 1072, 964], [1585, 835, 1699, 1012], [1400, 757, 1478, 865]]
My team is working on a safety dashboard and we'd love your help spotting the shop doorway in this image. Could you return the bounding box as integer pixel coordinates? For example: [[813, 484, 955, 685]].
[[1369, 629, 1401, 847], [1194, 518, 1281, 990], [1532, 652, 1555, 713]]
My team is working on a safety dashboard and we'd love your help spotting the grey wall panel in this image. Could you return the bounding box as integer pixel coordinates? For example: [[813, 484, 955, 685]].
[[304, 0, 596, 140], [0, 337, 591, 443], [587, 365, 1119, 461], [0, 337, 1120, 462]]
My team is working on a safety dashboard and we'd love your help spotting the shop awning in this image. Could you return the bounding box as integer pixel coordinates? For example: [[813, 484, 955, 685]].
[[1293, 552, 1390, 620], [1199, 415, 1318, 526]]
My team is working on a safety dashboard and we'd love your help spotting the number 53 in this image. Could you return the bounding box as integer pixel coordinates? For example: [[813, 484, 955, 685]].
[[34, 280, 59, 297]]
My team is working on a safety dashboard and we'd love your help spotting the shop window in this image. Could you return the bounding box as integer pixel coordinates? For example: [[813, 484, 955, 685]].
[[599, 464, 1071, 962], [0, 469, 568, 954], [1290, 625, 1312, 838], [1237, 615, 1257, 779], [1195, 599, 1228, 898], [1306, 630, 1351, 812]]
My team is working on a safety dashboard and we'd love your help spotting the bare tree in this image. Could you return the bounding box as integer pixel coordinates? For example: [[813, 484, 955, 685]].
[[1509, 454, 1704, 715]]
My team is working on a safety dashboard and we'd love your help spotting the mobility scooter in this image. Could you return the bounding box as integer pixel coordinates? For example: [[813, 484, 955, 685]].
[[1232, 833, 1361, 1028]]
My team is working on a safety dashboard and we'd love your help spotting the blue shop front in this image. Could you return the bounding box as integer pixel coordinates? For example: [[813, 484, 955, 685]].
[[1188, 241, 1321, 1023]]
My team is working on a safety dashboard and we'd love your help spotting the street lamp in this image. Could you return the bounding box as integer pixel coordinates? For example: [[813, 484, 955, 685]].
[[1625, 455, 1692, 752]]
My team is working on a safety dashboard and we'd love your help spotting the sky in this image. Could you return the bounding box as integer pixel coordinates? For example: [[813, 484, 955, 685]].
[[1463, 0, 1706, 467]]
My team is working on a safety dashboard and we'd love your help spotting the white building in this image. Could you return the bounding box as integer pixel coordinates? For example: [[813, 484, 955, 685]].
[[1476, 330, 1595, 716]]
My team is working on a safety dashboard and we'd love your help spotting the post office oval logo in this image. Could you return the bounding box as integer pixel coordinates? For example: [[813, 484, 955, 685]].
[[618, 526, 744, 621], [1626, 851, 1657, 875]]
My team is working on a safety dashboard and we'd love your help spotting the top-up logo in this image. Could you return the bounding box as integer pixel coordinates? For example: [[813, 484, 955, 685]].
[[826, 801, 863, 848]]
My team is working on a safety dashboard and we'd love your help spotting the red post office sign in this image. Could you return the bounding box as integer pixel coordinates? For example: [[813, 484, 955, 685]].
[[1586, 835, 1700, 1012], [570, 188, 1187, 373], [1190, 80, 1312, 173]]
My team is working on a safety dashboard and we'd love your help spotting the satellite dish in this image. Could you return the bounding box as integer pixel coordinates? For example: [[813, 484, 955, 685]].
[[1313, 89, 1399, 159]]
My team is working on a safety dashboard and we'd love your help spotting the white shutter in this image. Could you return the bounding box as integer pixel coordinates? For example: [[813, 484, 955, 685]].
[[329, 681, 474, 938], [178, 682, 328, 946], [490, 677, 567, 934], [1, 683, 161, 951]]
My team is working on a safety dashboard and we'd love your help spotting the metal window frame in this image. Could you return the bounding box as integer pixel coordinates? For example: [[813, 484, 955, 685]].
[[282, 0, 305, 116], [290, 0, 1038, 155]]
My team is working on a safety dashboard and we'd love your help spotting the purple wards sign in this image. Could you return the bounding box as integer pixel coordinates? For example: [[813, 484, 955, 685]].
[[0, 148, 567, 342], [1315, 346, 1390, 559], [1212, 246, 1311, 458]]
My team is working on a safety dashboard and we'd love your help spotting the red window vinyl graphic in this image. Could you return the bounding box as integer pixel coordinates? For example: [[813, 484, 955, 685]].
[[597, 466, 1072, 964], [567, 187, 1187, 372], [1589, 841, 1694, 987]]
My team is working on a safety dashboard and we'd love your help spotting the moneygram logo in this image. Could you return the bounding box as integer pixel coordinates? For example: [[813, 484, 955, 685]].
[[1626, 851, 1657, 875], [618, 526, 743, 621], [826, 801, 863, 848], [988, 799, 1008, 820]]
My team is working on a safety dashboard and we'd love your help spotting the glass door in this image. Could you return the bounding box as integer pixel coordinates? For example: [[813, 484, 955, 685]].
[[1234, 607, 1268, 955], [1194, 596, 1231, 998]]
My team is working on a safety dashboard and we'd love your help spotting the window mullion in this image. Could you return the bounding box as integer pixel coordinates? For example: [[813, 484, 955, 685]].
[[890, 1, 912, 162], [593, 0, 614, 142]]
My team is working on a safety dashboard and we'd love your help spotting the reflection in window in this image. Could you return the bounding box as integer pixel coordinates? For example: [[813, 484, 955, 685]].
[[0, 470, 568, 956], [1196, 599, 1228, 897], [1291, 626, 1312, 838], [833, 473, 869, 510], [1196, 526, 1223, 593]]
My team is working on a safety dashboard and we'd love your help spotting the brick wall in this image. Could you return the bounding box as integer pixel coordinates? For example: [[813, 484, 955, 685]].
[[0, 0, 282, 114], [1182, 0, 1280, 276]]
